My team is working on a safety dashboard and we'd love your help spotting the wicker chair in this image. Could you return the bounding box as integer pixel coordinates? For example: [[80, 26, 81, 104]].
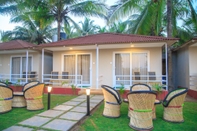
[[129, 83, 160, 119], [0, 82, 7, 86], [130, 83, 151, 91], [101, 85, 122, 118], [12, 81, 40, 108], [0, 85, 13, 113], [163, 88, 188, 122], [23, 81, 40, 91], [127, 91, 156, 130], [24, 83, 45, 110]]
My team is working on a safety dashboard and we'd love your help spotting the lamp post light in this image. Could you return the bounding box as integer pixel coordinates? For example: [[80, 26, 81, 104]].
[[86, 88, 90, 116], [47, 86, 52, 110]]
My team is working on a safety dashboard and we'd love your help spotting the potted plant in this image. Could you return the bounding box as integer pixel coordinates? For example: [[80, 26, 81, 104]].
[[14, 79, 23, 92], [119, 83, 125, 99], [152, 83, 163, 101], [71, 84, 77, 95], [61, 80, 69, 87]]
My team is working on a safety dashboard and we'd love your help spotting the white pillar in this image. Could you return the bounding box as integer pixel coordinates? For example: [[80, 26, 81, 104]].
[[42, 49, 44, 83], [165, 43, 168, 91], [26, 50, 29, 83], [96, 44, 99, 89]]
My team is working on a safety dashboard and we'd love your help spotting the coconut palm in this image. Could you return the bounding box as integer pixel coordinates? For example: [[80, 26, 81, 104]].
[[109, 0, 196, 38], [78, 17, 99, 36], [62, 23, 80, 39], [97, 26, 108, 33], [29, 0, 108, 40], [0, 0, 18, 15], [108, 21, 128, 33], [1, 14, 55, 44]]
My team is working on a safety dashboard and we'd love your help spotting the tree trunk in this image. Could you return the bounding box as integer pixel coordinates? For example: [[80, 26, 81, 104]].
[[167, 45, 173, 91], [167, 0, 173, 90], [167, 0, 172, 37], [57, 21, 61, 41]]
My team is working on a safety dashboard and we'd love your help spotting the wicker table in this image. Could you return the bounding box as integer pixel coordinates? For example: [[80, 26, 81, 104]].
[[12, 92, 26, 107], [123, 99, 161, 119]]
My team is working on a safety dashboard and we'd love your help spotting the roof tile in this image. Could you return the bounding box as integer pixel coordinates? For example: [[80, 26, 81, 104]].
[[0, 40, 36, 50], [39, 33, 179, 47]]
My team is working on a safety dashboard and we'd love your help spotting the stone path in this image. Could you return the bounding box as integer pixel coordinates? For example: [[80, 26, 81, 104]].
[[3, 95, 104, 131]]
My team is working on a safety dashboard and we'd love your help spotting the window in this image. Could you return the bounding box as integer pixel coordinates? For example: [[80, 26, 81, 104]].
[[11, 56, 32, 81], [115, 53, 130, 85], [132, 53, 148, 80], [64, 54, 91, 86]]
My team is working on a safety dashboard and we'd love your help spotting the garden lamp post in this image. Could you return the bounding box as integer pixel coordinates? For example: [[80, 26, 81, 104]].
[[48, 86, 52, 110], [86, 88, 90, 116]]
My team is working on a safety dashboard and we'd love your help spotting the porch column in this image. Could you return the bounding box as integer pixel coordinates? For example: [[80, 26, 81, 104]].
[[26, 50, 29, 83], [165, 43, 168, 90], [96, 44, 99, 89], [41, 49, 44, 83]]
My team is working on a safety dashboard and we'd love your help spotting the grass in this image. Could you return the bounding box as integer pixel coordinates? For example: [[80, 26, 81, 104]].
[[80, 101, 197, 131], [0, 94, 76, 130]]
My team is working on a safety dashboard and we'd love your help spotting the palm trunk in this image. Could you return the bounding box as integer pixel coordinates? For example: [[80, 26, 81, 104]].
[[167, 0, 172, 37], [167, 0, 173, 91], [57, 21, 61, 41]]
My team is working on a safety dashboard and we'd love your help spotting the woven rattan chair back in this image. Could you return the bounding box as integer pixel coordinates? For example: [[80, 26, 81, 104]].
[[101, 85, 122, 118], [127, 91, 156, 130], [0, 82, 7, 86], [130, 83, 151, 91], [0, 85, 13, 113], [24, 83, 44, 110], [163, 88, 188, 122], [23, 81, 40, 91]]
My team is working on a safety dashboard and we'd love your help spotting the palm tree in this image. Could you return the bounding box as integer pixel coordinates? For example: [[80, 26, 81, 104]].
[[1, 14, 55, 44], [62, 23, 80, 39], [97, 26, 108, 33], [78, 17, 98, 36], [109, 0, 166, 36], [29, 0, 108, 40], [108, 21, 128, 33], [0, 0, 17, 15]]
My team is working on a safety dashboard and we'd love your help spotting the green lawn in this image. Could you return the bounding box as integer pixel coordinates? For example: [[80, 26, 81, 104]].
[[80, 101, 197, 131], [0, 94, 76, 130]]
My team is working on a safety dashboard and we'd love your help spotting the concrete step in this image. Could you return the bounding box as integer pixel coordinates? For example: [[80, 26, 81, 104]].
[[78, 88, 103, 95]]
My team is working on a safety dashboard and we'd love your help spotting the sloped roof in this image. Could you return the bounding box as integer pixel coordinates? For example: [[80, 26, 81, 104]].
[[0, 40, 36, 51], [38, 33, 179, 47], [172, 37, 197, 51]]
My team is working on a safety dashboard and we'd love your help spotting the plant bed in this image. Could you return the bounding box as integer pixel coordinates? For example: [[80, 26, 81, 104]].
[[155, 90, 168, 101], [9, 85, 23, 92], [118, 90, 130, 99], [44, 86, 81, 95]]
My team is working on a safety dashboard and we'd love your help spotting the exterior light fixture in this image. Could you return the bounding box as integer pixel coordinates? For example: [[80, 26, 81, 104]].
[[47, 86, 52, 110], [86, 88, 90, 116]]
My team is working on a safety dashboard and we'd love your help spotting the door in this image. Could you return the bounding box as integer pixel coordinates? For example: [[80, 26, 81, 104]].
[[115, 53, 130, 86], [64, 54, 91, 86], [132, 53, 148, 82]]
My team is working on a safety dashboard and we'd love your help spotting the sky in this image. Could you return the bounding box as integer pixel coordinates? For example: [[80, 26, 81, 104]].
[[0, 0, 197, 32], [0, 0, 116, 32]]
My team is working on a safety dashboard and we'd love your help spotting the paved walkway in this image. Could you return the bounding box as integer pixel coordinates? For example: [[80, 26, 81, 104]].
[[3, 95, 104, 131]]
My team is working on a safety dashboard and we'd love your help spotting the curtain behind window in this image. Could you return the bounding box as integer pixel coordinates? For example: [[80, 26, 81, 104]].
[[77, 54, 90, 84], [11, 57, 20, 81], [64, 55, 75, 80], [22, 57, 32, 72], [115, 53, 130, 85], [132, 53, 147, 80]]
